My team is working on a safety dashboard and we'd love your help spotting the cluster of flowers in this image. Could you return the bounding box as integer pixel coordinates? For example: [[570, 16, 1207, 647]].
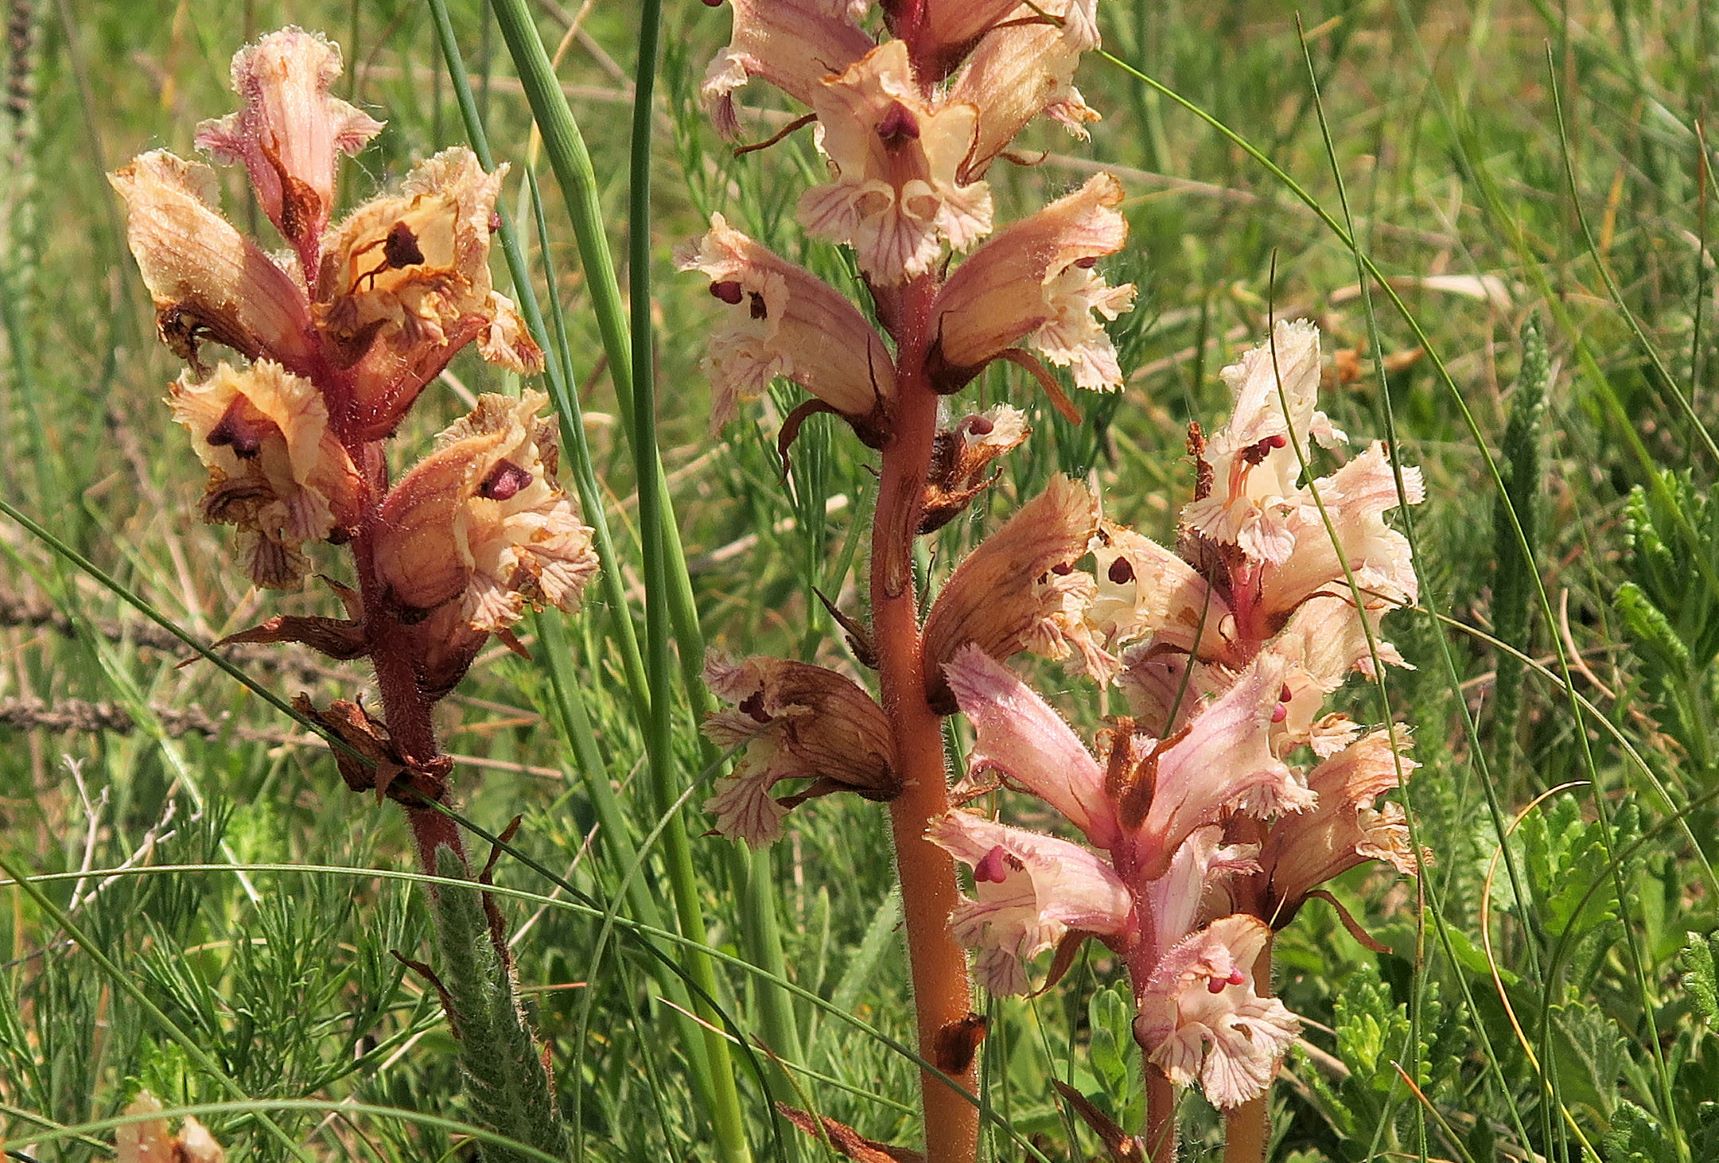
[[110, 29, 598, 764], [682, 0, 1132, 433]]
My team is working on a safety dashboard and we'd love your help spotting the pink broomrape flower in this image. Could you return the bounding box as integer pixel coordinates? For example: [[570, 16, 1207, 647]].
[[677, 214, 895, 431], [1133, 915, 1300, 1110], [798, 40, 993, 285], [195, 26, 384, 270], [928, 811, 1132, 995], [1183, 319, 1345, 564], [702, 655, 898, 845], [929, 172, 1134, 392], [700, 0, 876, 139]]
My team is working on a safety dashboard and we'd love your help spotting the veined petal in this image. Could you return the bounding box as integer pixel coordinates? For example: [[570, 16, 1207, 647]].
[[1262, 441, 1423, 619], [923, 475, 1106, 686], [315, 148, 542, 439], [798, 40, 992, 284], [699, 0, 875, 138], [948, 0, 1103, 178], [169, 360, 361, 589], [110, 151, 316, 372], [931, 811, 1132, 995], [1090, 526, 1233, 662], [677, 214, 893, 428], [929, 172, 1132, 392], [375, 391, 596, 638], [701, 654, 896, 845], [1134, 915, 1300, 1110], [942, 645, 1120, 848], [1258, 729, 1420, 919], [196, 27, 383, 264], [1140, 825, 1260, 955], [1129, 656, 1312, 876]]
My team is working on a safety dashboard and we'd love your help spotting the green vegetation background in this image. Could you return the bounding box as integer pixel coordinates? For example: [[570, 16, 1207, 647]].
[[1, 0, 1716, 1159]]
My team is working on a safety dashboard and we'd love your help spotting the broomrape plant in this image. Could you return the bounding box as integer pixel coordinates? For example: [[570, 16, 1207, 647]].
[[688, 3, 1421, 1161], [111, 28, 592, 1162]]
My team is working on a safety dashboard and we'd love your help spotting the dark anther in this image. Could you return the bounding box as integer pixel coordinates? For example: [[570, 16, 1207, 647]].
[[479, 459, 533, 501], [876, 100, 920, 144], [487, 210, 502, 233], [748, 290, 768, 320], [1074, 255, 1099, 268], [206, 399, 268, 458], [974, 845, 1017, 883], [739, 690, 772, 723], [965, 414, 995, 437], [1050, 561, 1075, 576], [1242, 433, 1288, 466], [709, 279, 745, 305], [1108, 556, 1135, 585], [382, 221, 425, 269]]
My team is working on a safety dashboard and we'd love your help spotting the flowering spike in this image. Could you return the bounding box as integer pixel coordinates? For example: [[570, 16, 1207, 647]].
[[195, 27, 383, 267]]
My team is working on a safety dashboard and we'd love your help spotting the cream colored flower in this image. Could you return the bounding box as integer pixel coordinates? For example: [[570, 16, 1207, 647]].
[[1183, 320, 1346, 563], [110, 151, 317, 373], [677, 214, 894, 429], [118, 1091, 225, 1163], [196, 27, 384, 266], [922, 475, 1108, 693], [315, 148, 542, 439], [169, 360, 361, 589], [930, 172, 1133, 391], [1134, 915, 1300, 1110], [374, 391, 596, 633], [798, 40, 993, 284], [699, 0, 875, 138]]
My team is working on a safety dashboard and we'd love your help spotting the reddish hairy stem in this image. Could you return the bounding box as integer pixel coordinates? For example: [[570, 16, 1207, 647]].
[[1145, 1066, 1178, 1163], [873, 276, 979, 1163], [1222, 940, 1276, 1163], [349, 441, 470, 877]]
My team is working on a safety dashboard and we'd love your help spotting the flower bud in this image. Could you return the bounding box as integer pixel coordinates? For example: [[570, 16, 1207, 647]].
[[195, 27, 384, 267]]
